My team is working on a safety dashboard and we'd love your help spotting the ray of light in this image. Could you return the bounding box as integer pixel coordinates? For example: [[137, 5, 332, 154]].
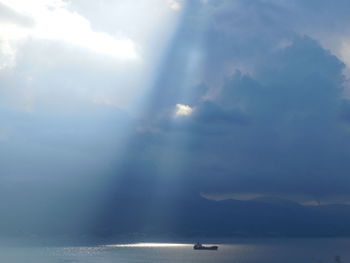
[[100, 0, 213, 235]]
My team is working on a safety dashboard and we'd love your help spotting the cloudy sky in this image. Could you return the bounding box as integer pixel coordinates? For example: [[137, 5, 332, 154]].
[[2, 0, 350, 235]]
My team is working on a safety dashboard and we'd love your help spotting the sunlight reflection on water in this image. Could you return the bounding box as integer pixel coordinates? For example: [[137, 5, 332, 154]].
[[105, 242, 193, 247], [0, 239, 349, 263]]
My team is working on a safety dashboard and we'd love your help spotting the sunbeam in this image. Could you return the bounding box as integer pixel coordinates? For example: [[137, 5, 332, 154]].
[[4, 0, 350, 256]]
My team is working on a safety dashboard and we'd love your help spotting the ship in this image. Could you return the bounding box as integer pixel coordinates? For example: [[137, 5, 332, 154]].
[[193, 243, 218, 250]]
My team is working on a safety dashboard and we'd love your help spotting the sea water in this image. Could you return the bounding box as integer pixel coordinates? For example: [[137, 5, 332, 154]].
[[0, 238, 349, 263]]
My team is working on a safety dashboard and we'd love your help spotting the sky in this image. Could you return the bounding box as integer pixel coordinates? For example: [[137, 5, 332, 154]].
[[2, 0, 350, 236]]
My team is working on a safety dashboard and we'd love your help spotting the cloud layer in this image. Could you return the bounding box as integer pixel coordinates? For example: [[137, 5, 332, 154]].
[[131, 0, 350, 205], [3, 0, 350, 235]]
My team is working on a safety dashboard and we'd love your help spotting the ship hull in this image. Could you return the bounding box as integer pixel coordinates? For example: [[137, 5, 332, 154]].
[[193, 246, 218, 250]]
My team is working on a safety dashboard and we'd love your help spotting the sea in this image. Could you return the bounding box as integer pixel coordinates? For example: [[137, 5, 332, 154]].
[[0, 238, 349, 263]]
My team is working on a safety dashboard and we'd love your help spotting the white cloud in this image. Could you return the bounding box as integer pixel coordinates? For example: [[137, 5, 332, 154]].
[[0, 0, 183, 112], [0, 0, 138, 65], [174, 104, 193, 117], [167, 0, 182, 11], [0, 35, 16, 69]]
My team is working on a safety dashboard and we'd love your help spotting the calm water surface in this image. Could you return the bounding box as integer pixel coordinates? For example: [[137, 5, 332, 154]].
[[0, 238, 349, 263]]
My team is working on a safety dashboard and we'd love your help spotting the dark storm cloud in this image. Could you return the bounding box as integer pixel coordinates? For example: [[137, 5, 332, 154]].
[[191, 37, 348, 196], [193, 101, 250, 126], [130, 0, 350, 204]]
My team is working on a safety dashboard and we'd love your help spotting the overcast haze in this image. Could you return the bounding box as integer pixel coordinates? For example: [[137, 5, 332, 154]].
[[2, 0, 350, 238]]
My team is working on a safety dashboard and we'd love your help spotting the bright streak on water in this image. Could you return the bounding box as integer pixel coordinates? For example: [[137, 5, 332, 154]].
[[0, 239, 350, 263], [105, 242, 193, 247]]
